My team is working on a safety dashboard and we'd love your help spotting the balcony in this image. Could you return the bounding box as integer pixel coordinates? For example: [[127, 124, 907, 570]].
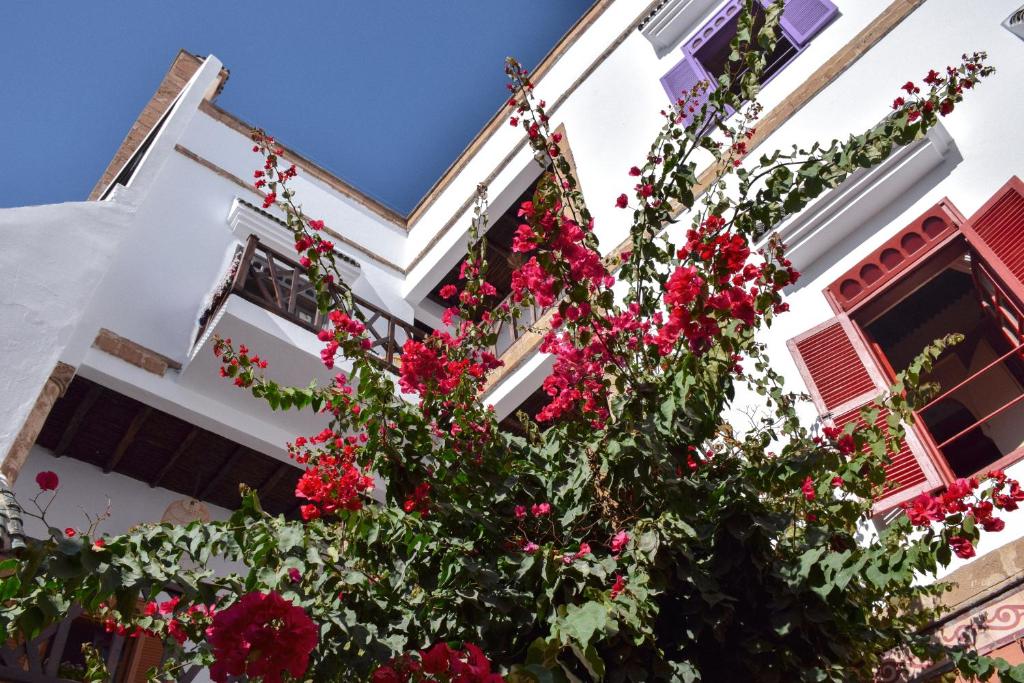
[[198, 235, 420, 373]]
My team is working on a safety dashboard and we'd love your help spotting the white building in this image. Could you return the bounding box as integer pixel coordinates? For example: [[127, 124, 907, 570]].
[[2, 1, 1024, 679]]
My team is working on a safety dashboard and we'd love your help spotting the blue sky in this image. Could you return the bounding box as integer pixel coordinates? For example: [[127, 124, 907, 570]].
[[2, 2, 593, 212]]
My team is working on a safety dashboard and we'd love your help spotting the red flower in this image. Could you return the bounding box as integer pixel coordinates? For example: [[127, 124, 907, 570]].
[[420, 642, 504, 682], [615, 194, 629, 208], [949, 536, 975, 560], [35, 470, 59, 491], [206, 592, 317, 683], [610, 530, 629, 554], [629, 166, 642, 176], [439, 284, 459, 300], [421, 642, 458, 675], [64, 528, 76, 538], [611, 574, 627, 599], [902, 493, 944, 527], [801, 476, 816, 502]]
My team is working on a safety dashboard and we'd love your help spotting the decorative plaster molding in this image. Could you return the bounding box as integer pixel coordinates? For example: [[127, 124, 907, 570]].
[[226, 197, 362, 285], [638, 0, 722, 57], [1004, 5, 1024, 42], [758, 122, 956, 274]]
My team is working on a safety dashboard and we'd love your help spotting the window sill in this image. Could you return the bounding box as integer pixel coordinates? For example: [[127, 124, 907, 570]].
[[756, 122, 956, 275]]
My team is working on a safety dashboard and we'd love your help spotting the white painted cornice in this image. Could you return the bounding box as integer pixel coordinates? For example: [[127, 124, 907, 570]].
[[758, 122, 956, 273], [638, 0, 722, 58], [226, 197, 361, 285]]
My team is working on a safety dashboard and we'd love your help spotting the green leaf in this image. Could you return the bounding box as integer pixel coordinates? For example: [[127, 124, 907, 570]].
[[558, 601, 610, 649]]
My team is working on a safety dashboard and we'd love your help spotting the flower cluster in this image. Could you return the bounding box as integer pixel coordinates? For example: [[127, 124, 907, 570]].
[[398, 333, 502, 398], [96, 595, 214, 646], [650, 215, 797, 356], [318, 309, 372, 369], [373, 642, 504, 682], [206, 591, 318, 683], [291, 428, 375, 521], [902, 471, 1024, 559], [889, 54, 993, 126], [403, 481, 431, 516], [213, 338, 267, 388]]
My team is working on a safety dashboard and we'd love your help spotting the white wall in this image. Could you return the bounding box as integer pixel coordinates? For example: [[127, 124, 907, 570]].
[[12, 444, 232, 539], [0, 200, 133, 458]]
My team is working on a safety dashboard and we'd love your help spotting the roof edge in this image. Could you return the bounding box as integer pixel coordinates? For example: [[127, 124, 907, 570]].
[[191, 0, 615, 231], [88, 50, 229, 201]]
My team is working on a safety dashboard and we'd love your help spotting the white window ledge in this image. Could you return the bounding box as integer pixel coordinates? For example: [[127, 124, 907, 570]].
[[639, 0, 723, 58], [758, 121, 956, 274]]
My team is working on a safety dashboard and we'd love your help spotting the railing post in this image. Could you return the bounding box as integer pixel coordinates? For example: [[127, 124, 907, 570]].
[[386, 319, 396, 366], [235, 235, 258, 291]]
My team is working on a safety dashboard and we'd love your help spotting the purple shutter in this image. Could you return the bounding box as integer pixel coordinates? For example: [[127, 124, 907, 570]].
[[660, 56, 715, 111], [776, 0, 838, 46]]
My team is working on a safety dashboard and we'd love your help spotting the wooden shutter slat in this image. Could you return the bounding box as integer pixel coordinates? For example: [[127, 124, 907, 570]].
[[789, 315, 943, 507], [660, 56, 715, 109], [833, 407, 928, 500], [965, 179, 1024, 291], [124, 634, 164, 682], [791, 320, 877, 412]]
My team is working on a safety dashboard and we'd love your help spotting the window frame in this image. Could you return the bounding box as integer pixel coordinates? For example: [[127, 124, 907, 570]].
[[659, 0, 839, 105], [788, 184, 1024, 505]]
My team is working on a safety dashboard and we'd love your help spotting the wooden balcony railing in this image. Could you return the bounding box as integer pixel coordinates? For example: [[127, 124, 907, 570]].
[[200, 235, 420, 372]]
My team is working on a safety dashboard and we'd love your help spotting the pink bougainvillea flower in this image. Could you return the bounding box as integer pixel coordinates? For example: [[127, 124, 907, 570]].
[[801, 476, 816, 502], [611, 574, 627, 599]]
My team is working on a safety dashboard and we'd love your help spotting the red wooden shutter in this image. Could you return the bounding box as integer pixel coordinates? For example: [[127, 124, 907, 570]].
[[961, 176, 1024, 303], [788, 315, 943, 506], [123, 634, 164, 682]]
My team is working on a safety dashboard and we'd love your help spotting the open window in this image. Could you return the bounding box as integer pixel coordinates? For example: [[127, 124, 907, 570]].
[[423, 126, 582, 356], [789, 180, 1024, 506], [427, 171, 545, 318], [660, 0, 838, 105]]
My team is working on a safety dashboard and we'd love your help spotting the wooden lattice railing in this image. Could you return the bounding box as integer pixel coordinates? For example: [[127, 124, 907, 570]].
[[200, 235, 421, 372]]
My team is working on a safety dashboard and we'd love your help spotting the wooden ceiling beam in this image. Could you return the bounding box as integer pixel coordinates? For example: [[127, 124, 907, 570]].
[[197, 445, 248, 501], [150, 427, 200, 488], [104, 406, 152, 473], [53, 385, 103, 457], [256, 463, 292, 499]]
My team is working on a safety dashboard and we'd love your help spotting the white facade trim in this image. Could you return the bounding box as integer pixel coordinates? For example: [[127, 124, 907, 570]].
[[639, 0, 723, 58], [226, 198, 362, 285], [1004, 4, 1024, 40], [759, 122, 956, 273]]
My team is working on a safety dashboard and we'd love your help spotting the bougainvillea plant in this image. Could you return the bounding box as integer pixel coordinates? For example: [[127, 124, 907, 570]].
[[3, 3, 1021, 681]]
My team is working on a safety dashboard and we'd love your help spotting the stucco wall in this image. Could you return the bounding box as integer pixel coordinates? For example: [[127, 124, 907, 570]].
[[0, 200, 133, 459]]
